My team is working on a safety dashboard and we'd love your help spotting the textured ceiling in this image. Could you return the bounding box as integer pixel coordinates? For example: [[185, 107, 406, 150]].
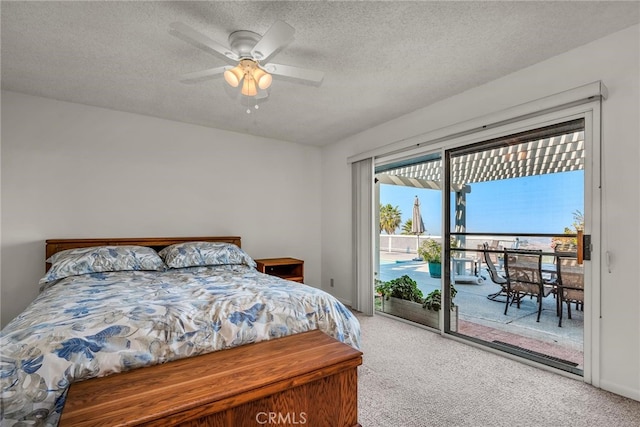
[[2, 1, 638, 146]]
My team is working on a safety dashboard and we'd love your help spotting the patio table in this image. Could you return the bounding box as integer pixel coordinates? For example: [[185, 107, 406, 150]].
[[451, 257, 483, 284]]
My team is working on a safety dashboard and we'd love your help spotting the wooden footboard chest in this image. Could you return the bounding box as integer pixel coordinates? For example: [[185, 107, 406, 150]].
[[60, 329, 362, 427]]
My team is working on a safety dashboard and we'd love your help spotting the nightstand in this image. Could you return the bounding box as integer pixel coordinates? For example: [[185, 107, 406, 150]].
[[255, 257, 304, 283]]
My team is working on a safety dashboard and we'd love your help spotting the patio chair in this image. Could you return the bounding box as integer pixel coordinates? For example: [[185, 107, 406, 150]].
[[554, 242, 578, 254], [481, 242, 508, 301], [556, 256, 584, 327], [503, 249, 555, 322]]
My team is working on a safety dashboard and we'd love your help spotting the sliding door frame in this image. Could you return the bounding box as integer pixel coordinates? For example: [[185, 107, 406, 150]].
[[368, 97, 603, 384]]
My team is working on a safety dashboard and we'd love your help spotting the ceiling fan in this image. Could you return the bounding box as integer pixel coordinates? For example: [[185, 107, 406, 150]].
[[169, 20, 324, 101]]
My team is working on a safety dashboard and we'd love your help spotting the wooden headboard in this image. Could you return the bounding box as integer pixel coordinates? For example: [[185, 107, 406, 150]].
[[45, 236, 242, 270]]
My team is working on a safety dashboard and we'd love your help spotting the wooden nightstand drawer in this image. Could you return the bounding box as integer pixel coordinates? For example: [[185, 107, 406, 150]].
[[255, 257, 304, 283]]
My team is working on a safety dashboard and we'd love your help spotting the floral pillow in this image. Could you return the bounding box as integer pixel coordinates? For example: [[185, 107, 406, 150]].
[[40, 245, 166, 284], [159, 241, 257, 269]]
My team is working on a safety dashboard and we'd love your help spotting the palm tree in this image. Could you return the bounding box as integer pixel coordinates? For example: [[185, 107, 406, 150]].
[[379, 204, 402, 235], [572, 209, 584, 231], [401, 219, 413, 235], [553, 209, 585, 248], [380, 204, 402, 253]]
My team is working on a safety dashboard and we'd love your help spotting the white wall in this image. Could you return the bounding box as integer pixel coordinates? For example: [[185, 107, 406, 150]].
[[321, 25, 640, 400], [1, 91, 323, 327]]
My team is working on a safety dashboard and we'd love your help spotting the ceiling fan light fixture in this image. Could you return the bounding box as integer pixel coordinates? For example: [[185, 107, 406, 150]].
[[252, 67, 272, 90], [172, 20, 324, 109], [223, 65, 244, 87], [241, 75, 257, 96]]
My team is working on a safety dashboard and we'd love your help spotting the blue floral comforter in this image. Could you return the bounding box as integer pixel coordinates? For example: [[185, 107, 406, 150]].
[[0, 265, 361, 426]]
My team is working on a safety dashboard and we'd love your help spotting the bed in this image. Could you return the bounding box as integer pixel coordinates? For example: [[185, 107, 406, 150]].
[[0, 236, 362, 426]]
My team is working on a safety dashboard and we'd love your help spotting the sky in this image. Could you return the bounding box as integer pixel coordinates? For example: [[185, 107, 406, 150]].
[[379, 170, 584, 236]]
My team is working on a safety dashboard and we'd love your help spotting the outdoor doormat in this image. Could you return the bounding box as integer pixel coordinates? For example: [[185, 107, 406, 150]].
[[492, 340, 579, 367]]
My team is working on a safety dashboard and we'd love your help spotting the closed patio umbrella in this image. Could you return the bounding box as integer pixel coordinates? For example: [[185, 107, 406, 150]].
[[412, 196, 425, 258]]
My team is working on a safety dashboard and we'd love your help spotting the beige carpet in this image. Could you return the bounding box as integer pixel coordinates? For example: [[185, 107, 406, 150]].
[[356, 313, 640, 426]]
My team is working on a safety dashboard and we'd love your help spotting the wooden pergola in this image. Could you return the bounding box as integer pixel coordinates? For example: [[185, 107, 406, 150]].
[[376, 128, 585, 234]]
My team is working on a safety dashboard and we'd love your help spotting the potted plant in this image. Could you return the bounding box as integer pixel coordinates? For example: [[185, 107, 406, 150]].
[[418, 238, 443, 278], [375, 275, 424, 304], [375, 274, 458, 330], [417, 237, 461, 278], [423, 285, 457, 311]]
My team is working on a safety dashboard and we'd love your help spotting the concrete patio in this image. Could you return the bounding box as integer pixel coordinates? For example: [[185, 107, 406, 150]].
[[378, 250, 584, 370]]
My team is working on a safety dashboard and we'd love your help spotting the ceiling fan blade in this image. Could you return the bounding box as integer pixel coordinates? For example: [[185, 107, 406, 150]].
[[179, 66, 227, 83], [251, 20, 295, 62], [266, 63, 324, 86], [169, 22, 238, 64]]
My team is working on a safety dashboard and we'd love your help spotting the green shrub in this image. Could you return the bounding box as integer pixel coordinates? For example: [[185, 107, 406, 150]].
[[375, 274, 457, 311], [417, 237, 461, 263], [422, 285, 457, 311], [375, 275, 423, 303], [417, 239, 441, 263]]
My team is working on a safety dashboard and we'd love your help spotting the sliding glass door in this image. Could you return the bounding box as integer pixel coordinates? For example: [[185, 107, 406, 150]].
[[372, 114, 595, 376], [444, 119, 587, 375], [374, 153, 445, 329]]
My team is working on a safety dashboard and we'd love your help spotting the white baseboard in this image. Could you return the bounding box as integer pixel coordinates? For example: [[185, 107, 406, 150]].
[[599, 379, 640, 402]]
